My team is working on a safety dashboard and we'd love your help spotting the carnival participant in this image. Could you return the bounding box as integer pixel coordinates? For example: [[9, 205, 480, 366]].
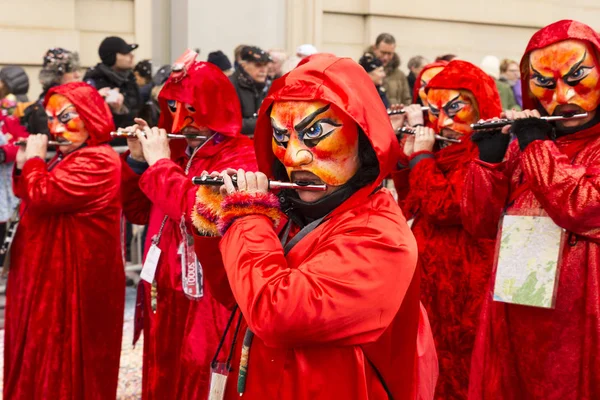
[[4, 81, 124, 399], [120, 50, 257, 399]]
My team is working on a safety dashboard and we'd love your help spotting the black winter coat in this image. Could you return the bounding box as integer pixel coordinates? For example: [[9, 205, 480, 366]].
[[229, 69, 266, 136]]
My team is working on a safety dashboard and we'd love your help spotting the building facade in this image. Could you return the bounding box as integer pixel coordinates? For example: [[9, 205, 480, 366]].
[[1, 0, 599, 99]]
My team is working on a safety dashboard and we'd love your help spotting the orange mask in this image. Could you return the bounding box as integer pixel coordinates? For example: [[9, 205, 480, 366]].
[[167, 99, 205, 134], [270, 100, 360, 186], [45, 94, 88, 145], [418, 67, 445, 106], [529, 39, 600, 115], [427, 89, 479, 137]]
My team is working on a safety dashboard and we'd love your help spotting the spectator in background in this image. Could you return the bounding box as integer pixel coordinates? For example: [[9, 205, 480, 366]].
[[234, 44, 250, 70], [436, 54, 457, 62], [84, 36, 142, 132], [371, 33, 412, 105], [207, 50, 233, 76], [230, 46, 271, 136], [499, 58, 522, 108], [407, 55, 428, 101], [0, 66, 30, 118], [267, 49, 288, 80], [282, 44, 317, 73], [134, 59, 153, 103], [22, 48, 81, 135], [359, 52, 389, 108], [480, 55, 520, 110]]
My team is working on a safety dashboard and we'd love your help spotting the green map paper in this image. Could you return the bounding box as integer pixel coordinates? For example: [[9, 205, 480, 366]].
[[493, 215, 563, 309]]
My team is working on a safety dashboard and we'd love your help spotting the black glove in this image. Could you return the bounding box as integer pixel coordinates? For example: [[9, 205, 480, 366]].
[[21, 103, 49, 135], [471, 130, 511, 163], [512, 117, 553, 151]]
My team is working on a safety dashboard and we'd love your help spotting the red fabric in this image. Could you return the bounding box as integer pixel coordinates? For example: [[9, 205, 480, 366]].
[[412, 61, 448, 104], [4, 102, 124, 399], [465, 21, 600, 400], [0, 113, 29, 162], [396, 61, 501, 399], [44, 82, 115, 146], [195, 54, 438, 399], [158, 61, 243, 160], [120, 58, 257, 400]]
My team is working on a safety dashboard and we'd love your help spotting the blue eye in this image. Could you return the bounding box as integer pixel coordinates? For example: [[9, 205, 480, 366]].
[[304, 123, 322, 139], [59, 112, 77, 124], [272, 127, 289, 147], [167, 100, 177, 113], [566, 66, 592, 84]]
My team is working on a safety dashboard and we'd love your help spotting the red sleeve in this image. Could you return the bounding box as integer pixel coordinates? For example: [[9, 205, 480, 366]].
[[408, 156, 464, 226], [193, 233, 236, 309], [120, 153, 152, 225], [461, 142, 519, 238], [520, 139, 600, 240], [18, 150, 119, 213], [219, 211, 418, 348], [2, 117, 28, 163], [139, 158, 194, 224]]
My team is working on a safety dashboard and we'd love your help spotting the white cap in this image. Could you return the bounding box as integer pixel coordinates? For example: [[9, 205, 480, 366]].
[[296, 44, 318, 57], [480, 55, 500, 79]]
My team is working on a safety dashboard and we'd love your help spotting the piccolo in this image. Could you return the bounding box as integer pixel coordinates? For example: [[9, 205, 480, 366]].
[[387, 107, 429, 116], [110, 130, 208, 140], [471, 112, 588, 130], [192, 175, 327, 192], [15, 139, 72, 146], [397, 127, 461, 144]]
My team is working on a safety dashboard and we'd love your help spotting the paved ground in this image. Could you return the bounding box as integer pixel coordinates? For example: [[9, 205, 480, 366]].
[[0, 287, 143, 399]]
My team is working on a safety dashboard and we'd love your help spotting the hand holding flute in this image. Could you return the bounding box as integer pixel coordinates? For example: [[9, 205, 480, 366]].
[[123, 118, 171, 166], [15, 134, 50, 169]]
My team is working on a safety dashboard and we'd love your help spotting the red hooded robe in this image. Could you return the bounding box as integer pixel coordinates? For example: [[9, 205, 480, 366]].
[[464, 20, 600, 400], [4, 82, 125, 399], [400, 61, 501, 399], [120, 61, 257, 399], [193, 54, 438, 400]]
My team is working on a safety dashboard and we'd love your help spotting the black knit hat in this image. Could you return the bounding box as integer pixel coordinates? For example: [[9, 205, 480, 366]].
[[134, 59, 153, 79], [0, 66, 29, 101], [99, 36, 138, 66], [240, 46, 271, 64], [358, 53, 383, 73], [207, 51, 232, 71]]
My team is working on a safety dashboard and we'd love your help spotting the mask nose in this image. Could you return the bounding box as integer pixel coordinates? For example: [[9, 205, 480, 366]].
[[171, 105, 188, 133], [555, 80, 576, 105], [48, 118, 65, 136], [436, 111, 453, 132], [283, 136, 313, 168]]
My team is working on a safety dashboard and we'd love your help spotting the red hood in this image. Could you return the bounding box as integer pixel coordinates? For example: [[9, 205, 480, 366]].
[[158, 61, 242, 137], [254, 54, 400, 207], [426, 60, 502, 122], [44, 82, 114, 146], [520, 19, 600, 111], [412, 61, 448, 103]]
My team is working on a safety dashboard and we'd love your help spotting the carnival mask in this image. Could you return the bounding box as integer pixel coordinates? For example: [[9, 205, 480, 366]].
[[529, 39, 600, 117], [270, 101, 360, 201], [167, 99, 211, 145], [419, 67, 445, 106], [46, 94, 88, 146], [427, 89, 479, 139]]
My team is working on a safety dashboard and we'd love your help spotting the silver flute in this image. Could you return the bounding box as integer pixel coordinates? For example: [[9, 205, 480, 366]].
[[192, 175, 327, 192], [397, 126, 461, 144], [111, 130, 208, 140], [387, 107, 429, 116], [15, 139, 72, 146], [470, 113, 588, 130]]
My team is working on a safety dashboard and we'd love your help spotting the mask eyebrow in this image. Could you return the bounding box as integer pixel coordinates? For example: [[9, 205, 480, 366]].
[[531, 65, 552, 79], [294, 104, 330, 132], [270, 118, 288, 133], [565, 50, 588, 76], [442, 94, 461, 112]]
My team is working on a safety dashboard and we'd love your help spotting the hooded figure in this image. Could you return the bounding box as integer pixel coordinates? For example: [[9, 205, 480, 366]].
[[465, 20, 600, 399], [191, 54, 438, 400], [4, 82, 124, 399], [395, 60, 501, 399], [120, 53, 257, 399], [412, 61, 448, 107]]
